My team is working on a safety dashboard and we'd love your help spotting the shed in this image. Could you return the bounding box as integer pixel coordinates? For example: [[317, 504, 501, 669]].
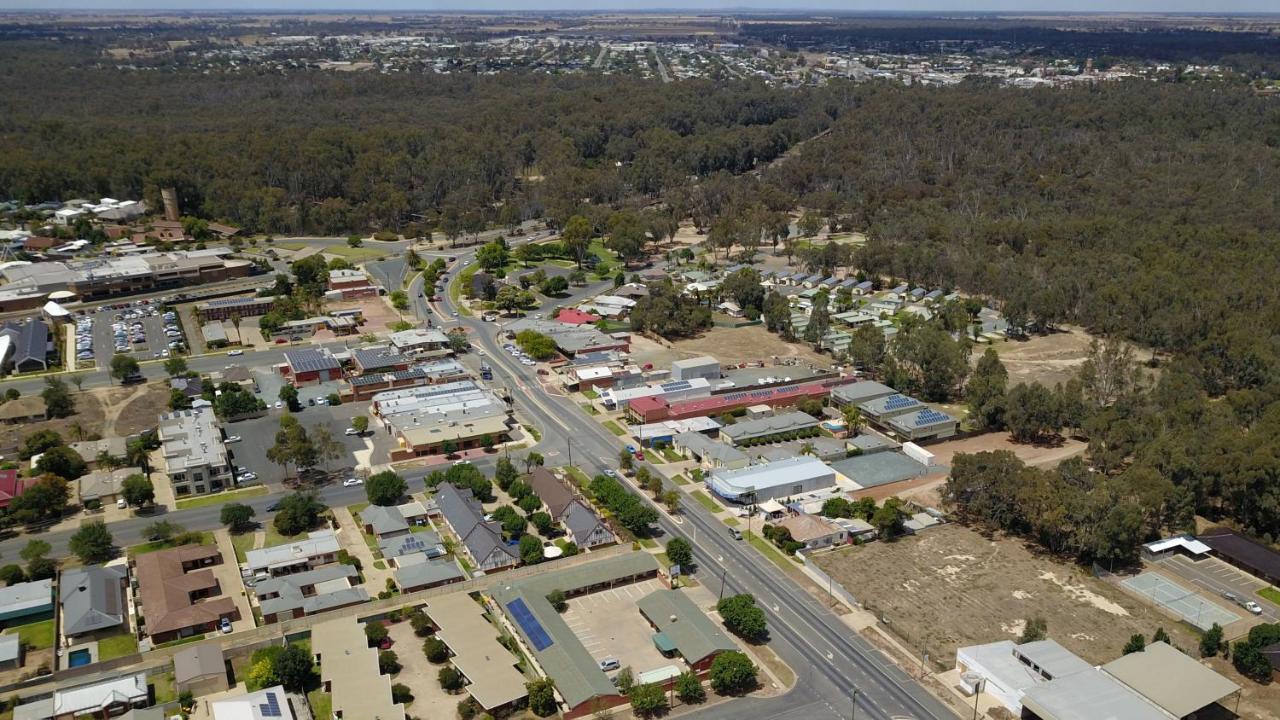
[[174, 642, 229, 696]]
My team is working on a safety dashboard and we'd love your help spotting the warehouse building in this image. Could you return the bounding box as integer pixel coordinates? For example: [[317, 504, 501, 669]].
[[670, 356, 720, 383], [885, 407, 959, 442], [600, 377, 712, 411], [719, 411, 820, 446], [707, 456, 837, 503]]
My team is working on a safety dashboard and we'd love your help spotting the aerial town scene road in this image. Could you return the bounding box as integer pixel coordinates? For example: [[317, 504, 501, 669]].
[[0, 6, 1278, 720]]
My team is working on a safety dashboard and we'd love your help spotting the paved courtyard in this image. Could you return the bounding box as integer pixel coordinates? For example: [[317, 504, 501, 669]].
[[385, 617, 456, 720], [560, 578, 670, 677]]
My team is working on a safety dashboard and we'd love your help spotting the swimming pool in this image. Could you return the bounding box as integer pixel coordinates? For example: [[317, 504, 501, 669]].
[[67, 648, 92, 667]]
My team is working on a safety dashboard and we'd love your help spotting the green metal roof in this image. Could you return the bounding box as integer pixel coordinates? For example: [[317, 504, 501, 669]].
[[636, 589, 739, 665], [652, 632, 677, 653], [492, 553, 661, 710]]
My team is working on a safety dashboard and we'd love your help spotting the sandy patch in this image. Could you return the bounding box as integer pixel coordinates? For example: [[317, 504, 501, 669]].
[[1039, 571, 1130, 616]]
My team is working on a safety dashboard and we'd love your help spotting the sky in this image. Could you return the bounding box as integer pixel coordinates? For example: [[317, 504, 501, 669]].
[[2, 1, 1277, 13]]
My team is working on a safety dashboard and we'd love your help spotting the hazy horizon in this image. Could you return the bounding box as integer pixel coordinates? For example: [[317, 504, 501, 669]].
[[3, 1, 1279, 15]]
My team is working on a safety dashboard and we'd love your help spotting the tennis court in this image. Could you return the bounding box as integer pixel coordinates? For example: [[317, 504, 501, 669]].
[[1121, 572, 1238, 630]]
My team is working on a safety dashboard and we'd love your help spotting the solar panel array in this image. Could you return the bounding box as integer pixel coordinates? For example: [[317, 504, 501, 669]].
[[912, 409, 953, 427], [660, 380, 693, 393], [259, 692, 281, 718], [202, 296, 274, 308], [507, 598, 554, 651], [284, 349, 340, 373], [883, 394, 920, 411]]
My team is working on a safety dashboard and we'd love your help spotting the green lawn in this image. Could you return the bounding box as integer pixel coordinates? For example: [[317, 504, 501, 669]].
[[748, 534, 797, 570], [324, 245, 389, 261], [230, 532, 256, 563], [643, 449, 664, 464], [723, 516, 740, 527], [563, 466, 591, 492], [98, 632, 139, 661], [580, 403, 600, 416], [581, 389, 599, 400], [373, 560, 387, 570], [691, 490, 722, 513], [637, 537, 658, 549], [308, 690, 333, 720], [602, 420, 626, 436], [152, 673, 176, 705], [523, 424, 542, 442], [1260, 587, 1280, 606], [671, 474, 691, 486], [263, 523, 295, 548], [348, 501, 370, 517], [6, 618, 55, 650], [176, 486, 267, 510], [130, 533, 215, 558], [450, 263, 478, 316], [660, 447, 683, 463], [154, 634, 206, 650]]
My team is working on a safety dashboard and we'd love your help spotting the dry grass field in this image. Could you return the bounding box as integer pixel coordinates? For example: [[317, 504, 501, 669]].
[[627, 326, 834, 371]]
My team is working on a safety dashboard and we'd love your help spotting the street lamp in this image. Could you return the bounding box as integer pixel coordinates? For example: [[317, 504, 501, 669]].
[[851, 688, 860, 720]]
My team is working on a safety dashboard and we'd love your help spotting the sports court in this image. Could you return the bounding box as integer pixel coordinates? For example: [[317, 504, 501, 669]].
[[1121, 572, 1238, 630]]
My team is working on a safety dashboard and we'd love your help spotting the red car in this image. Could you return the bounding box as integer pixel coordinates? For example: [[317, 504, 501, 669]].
[[634, 450, 644, 460]]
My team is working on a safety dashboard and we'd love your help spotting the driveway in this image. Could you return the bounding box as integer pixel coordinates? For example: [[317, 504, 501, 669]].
[[212, 529, 256, 633], [384, 618, 455, 719], [332, 506, 395, 594]]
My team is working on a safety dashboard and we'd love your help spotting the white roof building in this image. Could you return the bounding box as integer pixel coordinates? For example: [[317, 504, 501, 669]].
[[706, 456, 837, 503]]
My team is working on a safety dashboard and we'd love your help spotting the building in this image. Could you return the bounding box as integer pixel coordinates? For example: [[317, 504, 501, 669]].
[[775, 514, 848, 550], [503, 318, 629, 357], [562, 501, 616, 549], [393, 558, 465, 593], [600, 377, 713, 412], [158, 407, 233, 497], [828, 451, 932, 491], [350, 347, 411, 375], [379, 533, 446, 565], [1101, 641, 1239, 718], [670, 356, 720, 383], [196, 296, 277, 322], [885, 408, 958, 441], [210, 686, 295, 720], [311, 617, 406, 720], [629, 378, 849, 423], [526, 469, 577, 520], [59, 564, 128, 638], [271, 315, 358, 341], [0, 469, 37, 509], [255, 565, 367, 624], [281, 348, 344, 385], [0, 396, 46, 424], [133, 544, 238, 643], [13, 673, 148, 720], [245, 530, 341, 579], [556, 308, 600, 325], [706, 456, 837, 503], [0, 250, 250, 306], [360, 505, 411, 538], [636, 589, 738, 671], [626, 416, 720, 447], [378, 384, 512, 460], [719, 411, 820, 446], [0, 319, 49, 373], [671, 432, 750, 471], [490, 554, 664, 718], [388, 328, 450, 355], [173, 642, 230, 697], [78, 467, 143, 506], [0, 635, 20, 671], [858, 393, 925, 425], [0, 579, 53, 623], [425, 593, 528, 714], [69, 437, 129, 468], [326, 269, 377, 299], [1197, 528, 1280, 585], [435, 483, 518, 572], [829, 380, 896, 408]]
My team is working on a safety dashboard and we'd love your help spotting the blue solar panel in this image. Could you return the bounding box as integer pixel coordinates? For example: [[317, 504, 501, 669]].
[[883, 395, 919, 411], [260, 692, 281, 717], [507, 598, 554, 651], [662, 380, 692, 392]]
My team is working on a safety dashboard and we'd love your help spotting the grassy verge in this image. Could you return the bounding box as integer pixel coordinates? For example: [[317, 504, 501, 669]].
[[450, 262, 478, 316], [5, 618, 55, 650], [660, 447, 683, 462], [671, 474, 691, 486], [130, 532, 216, 557], [348, 501, 370, 517], [177, 486, 267, 510], [324, 245, 389, 261], [230, 532, 256, 563], [1259, 587, 1280, 605], [644, 449, 664, 464], [748, 534, 797, 570], [563, 466, 591, 492], [581, 389, 599, 400], [308, 690, 333, 720], [523, 424, 542, 442], [580, 403, 599, 416], [98, 632, 139, 661], [263, 523, 294, 548], [691, 490, 722, 514], [602, 420, 626, 436], [723, 516, 740, 527], [638, 538, 658, 549]]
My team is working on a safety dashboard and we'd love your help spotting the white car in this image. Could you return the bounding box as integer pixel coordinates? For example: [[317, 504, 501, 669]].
[[344, 427, 360, 436], [274, 400, 283, 409], [224, 435, 242, 444], [227, 350, 243, 356], [343, 477, 363, 487], [1245, 601, 1263, 615], [236, 472, 258, 483]]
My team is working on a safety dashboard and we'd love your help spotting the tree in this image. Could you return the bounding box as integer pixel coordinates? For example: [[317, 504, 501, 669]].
[[41, 377, 75, 418], [275, 645, 314, 691], [803, 291, 830, 347], [423, 636, 450, 663], [519, 534, 544, 565], [562, 215, 592, 268], [846, 324, 885, 371], [709, 651, 758, 696], [247, 657, 279, 689], [967, 347, 1008, 430], [798, 212, 822, 239], [267, 415, 314, 479], [546, 589, 568, 613], [615, 667, 635, 694], [163, 357, 189, 377], [666, 537, 693, 568], [1123, 634, 1146, 655], [523, 452, 544, 473], [530, 511, 554, 535], [662, 490, 681, 514], [675, 672, 706, 704], [121, 473, 154, 507], [221, 502, 257, 532], [21, 429, 63, 459], [20, 539, 50, 564], [69, 521, 114, 563], [1004, 383, 1061, 443], [278, 385, 300, 411], [389, 290, 409, 311], [516, 330, 556, 360], [378, 650, 401, 675], [871, 497, 908, 539], [0, 565, 27, 586], [391, 684, 413, 705], [476, 240, 508, 271], [351, 415, 369, 434], [366, 471, 407, 506], [628, 683, 666, 717], [618, 448, 634, 473], [9, 476, 70, 523], [495, 457, 519, 491], [717, 594, 767, 642], [527, 678, 558, 717], [1019, 617, 1048, 644], [109, 354, 141, 383], [1200, 623, 1224, 657], [438, 666, 465, 693], [273, 491, 326, 536], [1152, 627, 1170, 645], [309, 424, 343, 472], [144, 520, 179, 542], [365, 621, 389, 647], [35, 446, 86, 481]]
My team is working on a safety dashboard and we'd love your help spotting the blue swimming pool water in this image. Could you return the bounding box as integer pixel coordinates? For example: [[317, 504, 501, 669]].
[[67, 649, 91, 667]]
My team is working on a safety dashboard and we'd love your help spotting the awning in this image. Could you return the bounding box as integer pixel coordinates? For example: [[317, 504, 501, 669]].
[[653, 632, 677, 654]]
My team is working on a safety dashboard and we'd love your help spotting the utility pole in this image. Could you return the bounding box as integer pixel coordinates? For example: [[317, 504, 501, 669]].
[[972, 678, 985, 720], [851, 688, 860, 720], [566, 437, 573, 468], [718, 563, 728, 602]]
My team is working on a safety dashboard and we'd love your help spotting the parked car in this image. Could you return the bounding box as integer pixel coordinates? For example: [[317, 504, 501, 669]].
[[343, 477, 363, 487], [266, 501, 282, 512], [227, 350, 243, 356], [345, 427, 361, 436], [599, 658, 621, 672], [225, 435, 242, 444], [729, 528, 743, 540], [1245, 601, 1263, 615], [219, 618, 232, 634]]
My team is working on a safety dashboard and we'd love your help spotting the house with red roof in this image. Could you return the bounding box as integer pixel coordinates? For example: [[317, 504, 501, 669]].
[[0, 470, 36, 510], [556, 308, 601, 326]]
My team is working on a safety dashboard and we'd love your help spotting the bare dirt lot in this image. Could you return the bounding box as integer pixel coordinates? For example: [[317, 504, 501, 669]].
[[987, 327, 1096, 388], [628, 326, 834, 370], [926, 433, 1087, 469], [815, 524, 1198, 669]]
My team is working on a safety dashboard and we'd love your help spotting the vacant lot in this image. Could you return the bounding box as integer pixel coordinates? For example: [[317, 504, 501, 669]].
[[814, 524, 1197, 668], [628, 326, 834, 370], [987, 327, 1095, 388], [0, 388, 107, 458], [926, 433, 1087, 470], [113, 384, 171, 436]]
